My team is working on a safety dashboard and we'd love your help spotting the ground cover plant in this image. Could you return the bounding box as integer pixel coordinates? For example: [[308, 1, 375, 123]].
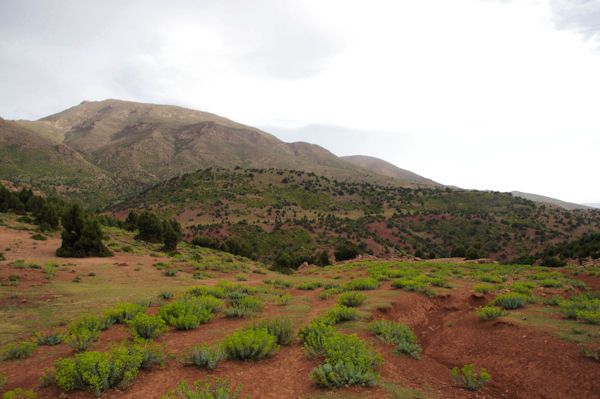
[[450, 364, 491, 391]]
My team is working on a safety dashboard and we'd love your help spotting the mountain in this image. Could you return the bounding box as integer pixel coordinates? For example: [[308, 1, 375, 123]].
[[341, 155, 441, 187], [1, 99, 440, 205], [510, 191, 590, 210], [584, 203, 600, 209], [0, 117, 115, 201]]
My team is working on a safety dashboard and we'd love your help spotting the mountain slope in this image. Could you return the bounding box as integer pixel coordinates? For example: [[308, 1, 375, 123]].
[[16, 99, 438, 197], [511, 191, 590, 210], [0, 117, 116, 201], [341, 155, 441, 187]]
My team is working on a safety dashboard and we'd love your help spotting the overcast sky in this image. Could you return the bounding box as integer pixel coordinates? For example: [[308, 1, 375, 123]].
[[1, 0, 599, 204]]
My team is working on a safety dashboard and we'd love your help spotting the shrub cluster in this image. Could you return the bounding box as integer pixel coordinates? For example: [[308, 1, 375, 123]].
[[161, 376, 245, 399], [181, 343, 226, 370], [103, 302, 147, 324], [323, 305, 360, 324], [128, 313, 168, 339], [2, 340, 37, 360], [342, 278, 379, 291], [224, 295, 263, 318], [2, 388, 37, 399], [64, 314, 102, 351], [476, 306, 506, 320], [244, 318, 294, 346], [33, 329, 63, 346], [560, 291, 600, 324], [159, 298, 215, 330], [223, 328, 279, 361], [337, 291, 366, 307], [450, 364, 490, 391], [53, 342, 165, 397], [492, 292, 528, 310], [369, 319, 422, 359], [297, 281, 323, 290]]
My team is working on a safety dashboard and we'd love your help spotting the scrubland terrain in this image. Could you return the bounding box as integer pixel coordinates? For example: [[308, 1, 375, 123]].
[[1, 215, 599, 399]]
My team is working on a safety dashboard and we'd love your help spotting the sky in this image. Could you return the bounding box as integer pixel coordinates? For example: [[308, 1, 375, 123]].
[[0, 0, 599, 204]]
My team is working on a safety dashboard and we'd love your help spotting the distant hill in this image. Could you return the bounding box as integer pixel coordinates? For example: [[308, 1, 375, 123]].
[[341, 155, 441, 187], [113, 167, 600, 265], [584, 203, 600, 209], [1, 99, 440, 205], [510, 191, 590, 210]]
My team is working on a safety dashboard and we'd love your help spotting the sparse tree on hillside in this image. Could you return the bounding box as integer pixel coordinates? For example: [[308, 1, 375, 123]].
[[125, 210, 138, 231], [162, 219, 181, 251], [135, 211, 163, 242]]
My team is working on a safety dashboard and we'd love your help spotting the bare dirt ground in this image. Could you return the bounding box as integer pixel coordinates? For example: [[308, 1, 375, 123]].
[[1, 226, 600, 399]]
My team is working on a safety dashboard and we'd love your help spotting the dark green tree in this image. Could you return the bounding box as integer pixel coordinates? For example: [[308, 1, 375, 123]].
[[56, 203, 112, 257], [125, 210, 138, 231], [334, 240, 360, 261], [316, 249, 330, 266], [162, 219, 181, 251], [135, 211, 163, 242]]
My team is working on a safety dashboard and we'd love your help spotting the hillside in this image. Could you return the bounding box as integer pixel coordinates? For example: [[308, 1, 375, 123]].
[[113, 167, 600, 266], [2, 99, 440, 206], [341, 155, 441, 187], [511, 191, 590, 210], [0, 117, 116, 202]]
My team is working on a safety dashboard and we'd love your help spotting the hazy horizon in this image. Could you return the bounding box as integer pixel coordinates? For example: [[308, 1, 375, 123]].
[[1, 0, 599, 203]]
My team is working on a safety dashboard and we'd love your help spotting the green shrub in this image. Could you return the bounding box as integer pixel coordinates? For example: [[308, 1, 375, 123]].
[[543, 295, 564, 306], [311, 333, 382, 388], [128, 313, 168, 339], [181, 343, 225, 370], [104, 302, 147, 324], [492, 292, 528, 310], [2, 388, 36, 399], [0, 373, 5, 391], [298, 319, 336, 357], [473, 284, 496, 294], [298, 281, 323, 290], [224, 296, 263, 318], [161, 376, 244, 399], [318, 287, 342, 300], [324, 305, 360, 324], [2, 340, 37, 360], [64, 327, 100, 351], [476, 306, 506, 320], [539, 279, 563, 288], [223, 328, 279, 361], [245, 318, 294, 346], [275, 293, 291, 306], [390, 278, 433, 297], [159, 299, 215, 329], [158, 291, 174, 300], [33, 329, 63, 345], [560, 293, 600, 320], [577, 310, 600, 324], [450, 364, 490, 391], [337, 291, 366, 307], [369, 319, 421, 359], [510, 281, 536, 295], [55, 342, 164, 397], [342, 278, 379, 291], [580, 345, 600, 361]]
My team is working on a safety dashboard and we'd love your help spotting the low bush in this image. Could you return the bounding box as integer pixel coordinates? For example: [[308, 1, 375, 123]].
[[224, 296, 263, 318], [311, 333, 382, 388], [158, 292, 173, 300], [54, 342, 164, 397], [580, 345, 600, 361], [560, 292, 600, 321], [342, 278, 379, 291], [0, 372, 5, 390], [473, 284, 496, 294], [103, 302, 147, 324], [64, 315, 102, 351], [298, 319, 337, 357], [245, 318, 294, 346], [318, 287, 342, 300], [510, 281, 536, 295], [2, 340, 37, 360], [128, 313, 168, 339], [2, 388, 37, 399], [161, 376, 244, 399], [275, 293, 291, 306], [450, 364, 490, 391], [369, 319, 421, 359], [492, 292, 528, 310], [181, 343, 225, 370], [539, 279, 563, 288], [298, 281, 323, 290], [543, 295, 564, 306], [337, 291, 366, 307], [159, 299, 215, 330], [476, 306, 506, 320], [390, 278, 434, 297], [324, 305, 360, 324], [33, 329, 63, 345], [223, 328, 279, 361]]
